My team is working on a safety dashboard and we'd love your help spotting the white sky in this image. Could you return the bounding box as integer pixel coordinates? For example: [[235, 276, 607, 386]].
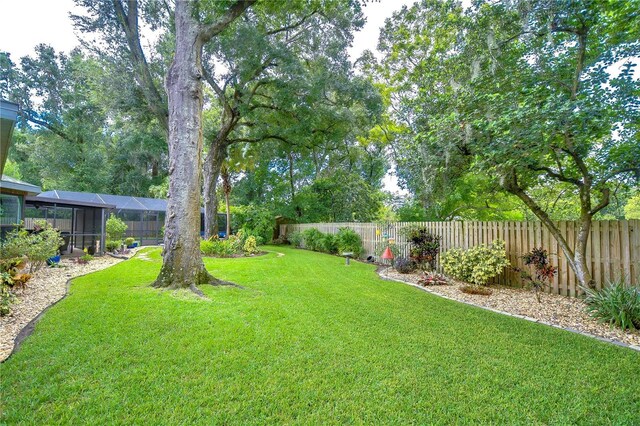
[[0, 0, 417, 65]]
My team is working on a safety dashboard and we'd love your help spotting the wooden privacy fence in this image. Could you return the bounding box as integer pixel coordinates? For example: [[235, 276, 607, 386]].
[[280, 220, 640, 297]]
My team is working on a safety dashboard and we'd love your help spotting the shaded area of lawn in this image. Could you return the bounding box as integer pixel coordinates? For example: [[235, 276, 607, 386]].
[[2, 246, 639, 424]]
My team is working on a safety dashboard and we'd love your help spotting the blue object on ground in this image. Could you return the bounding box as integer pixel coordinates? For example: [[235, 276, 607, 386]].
[[47, 255, 61, 265]]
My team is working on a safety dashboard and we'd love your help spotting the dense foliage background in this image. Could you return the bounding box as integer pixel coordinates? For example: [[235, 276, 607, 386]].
[[1, 0, 638, 225]]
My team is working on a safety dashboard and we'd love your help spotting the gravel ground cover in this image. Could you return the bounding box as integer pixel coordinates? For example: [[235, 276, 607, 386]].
[[380, 268, 640, 348], [0, 254, 130, 362]]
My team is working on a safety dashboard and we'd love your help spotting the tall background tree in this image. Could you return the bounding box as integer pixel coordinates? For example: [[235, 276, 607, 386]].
[[372, 0, 640, 288]]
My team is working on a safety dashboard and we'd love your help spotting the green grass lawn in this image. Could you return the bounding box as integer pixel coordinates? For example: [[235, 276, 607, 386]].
[[2, 246, 639, 424]]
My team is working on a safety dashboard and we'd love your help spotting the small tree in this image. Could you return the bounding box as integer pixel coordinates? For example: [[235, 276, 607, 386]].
[[517, 248, 558, 303], [106, 214, 128, 243]]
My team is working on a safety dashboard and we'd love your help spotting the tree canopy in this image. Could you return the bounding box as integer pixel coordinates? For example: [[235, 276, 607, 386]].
[[3, 0, 638, 288]]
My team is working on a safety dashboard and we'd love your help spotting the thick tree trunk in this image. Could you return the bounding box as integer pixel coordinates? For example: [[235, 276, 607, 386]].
[[574, 215, 594, 289], [203, 139, 228, 238], [153, 2, 211, 290]]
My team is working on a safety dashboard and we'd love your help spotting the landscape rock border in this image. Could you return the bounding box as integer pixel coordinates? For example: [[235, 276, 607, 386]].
[[378, 268, 640, 352]]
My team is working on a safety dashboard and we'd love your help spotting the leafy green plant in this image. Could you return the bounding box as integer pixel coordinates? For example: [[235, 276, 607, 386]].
[[321, 233, 339, 254], [231, 204, 273, 244], [336, 227, 363, 257], [0, 281, 15, 316], [1, 221, 64, 273], [0, 257, 31, 316], [441, 240, 509, 286], [583, 280, 640, 330], [402, 227, 441, 270], [200, 239, 236, 257], [227, 235, 244, 253], [106, 240, 120, 252], [243, 236, 259, 255], [125, 237, 136, 247], [394, 257, 416, 274], [303, 228, 324, 251], [77, 254, 94, 264], [289, 232, 304, 248], [106, 214, 128, 243]]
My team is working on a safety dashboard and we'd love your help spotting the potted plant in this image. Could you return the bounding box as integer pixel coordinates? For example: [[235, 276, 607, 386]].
[[47, 253, 61, 266]]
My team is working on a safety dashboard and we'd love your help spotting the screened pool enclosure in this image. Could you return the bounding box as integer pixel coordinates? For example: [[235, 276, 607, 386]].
[[30, 190, 226, 250]]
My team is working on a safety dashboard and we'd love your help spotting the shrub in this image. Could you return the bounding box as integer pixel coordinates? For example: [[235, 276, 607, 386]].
[[583, 281, 640, 330], [1, 221, 64, 273], [201, 237, 241, 257], [77, 254, 94, 264], [125, 237, 136, 247], [0, 258, 24, 277], [235, 229, 264, 247], [0, 259, 23, 316], [440, 248, 471, 282], [227, 235, 244, 253], [336, 228, 363, 257], [303, 228, 324, 251], [289, 232, 304, 248], [403, 227, 441, 270], [231, 204, 273, 244], [106, 240, 120, 252], [441, 240, 509, 286], [106, 214, 128, 243], [1, 282, 15, 316], [243, 236, 259, 255], [321, 233, 339, 254], [394, 257, 416, 274], [461, 285, 493, 296]]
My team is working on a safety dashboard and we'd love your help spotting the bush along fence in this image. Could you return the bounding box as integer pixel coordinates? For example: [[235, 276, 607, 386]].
[[280, 220, 640, 297]]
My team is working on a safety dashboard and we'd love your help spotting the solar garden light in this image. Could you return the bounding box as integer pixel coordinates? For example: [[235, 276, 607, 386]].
[[342, 252, 354, 265]]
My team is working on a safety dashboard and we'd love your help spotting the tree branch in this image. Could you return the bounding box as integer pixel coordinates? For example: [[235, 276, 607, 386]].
[[199, 0, 256, 43], [266, 10, 318, 36], [22, 110, 76, 145], [502, 169, 576, 262], [597, 167, 640, 187], [589, 187, 610, 216], [228, 134, 290, 145], [112, 0, 168, 130], [529, 165, 581, 186]]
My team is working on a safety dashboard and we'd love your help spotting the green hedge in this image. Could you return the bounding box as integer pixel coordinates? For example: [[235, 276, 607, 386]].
[[291, 227, 363, 258]]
